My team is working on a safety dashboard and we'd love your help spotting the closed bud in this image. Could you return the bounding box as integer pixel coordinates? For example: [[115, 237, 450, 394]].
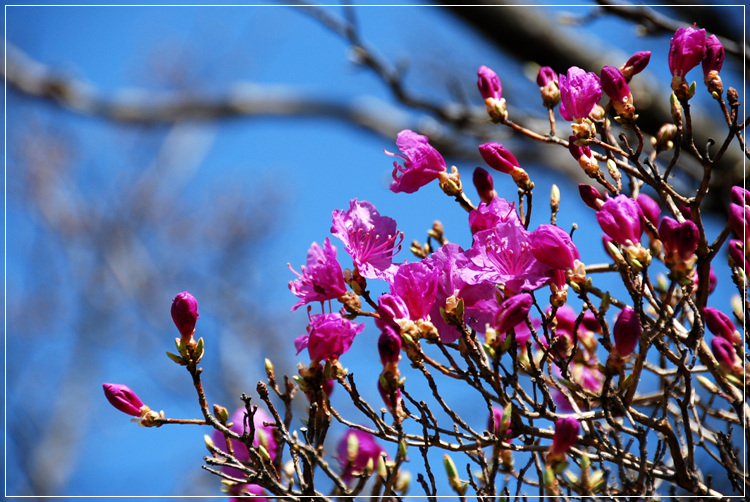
[[651, 123, 678, 153], [613, 306, 641, 358], [637, 193, 661, 229], [171, 291, 199, 338], [620, 51, 651, 81], [378, 326, 402, 366], [547, 416, 580, 465], [578, 184, 605, 210], [492, 293, 533, 333], [659, 216, 699, 261], [601, 66, 634, 118], [472, 167, 496, 204], [479, 142, 519, 175], [530, 224, 580, 271], [597, 194, 645, 247], [103, 383, 148, 417], [568, 136, 599, 177], [537, 66, 560, 108], [711, 336, 742, 374], [702, 34, 724, 96], [670, 93, 683, 124], [478, 66, 507, 122], [703, 307, 741, 346]]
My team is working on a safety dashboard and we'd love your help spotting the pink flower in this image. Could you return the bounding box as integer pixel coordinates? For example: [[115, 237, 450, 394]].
[[659, 217, 699, 261], [711, 336, 742, 373], [596, 194, 644, 246], [229, 484, 267, 502], [473, 167, 495, 204], [529, 224, 580, 271], [703, 307, 741, 346], [477, 65, 502, 101], [558, 67, 602, 121], [669, 26, 706, 79], [213, 407, 277, 478], [702, 34, 724, 81], [493, 293, 533, 333], [548, 416, 580, 464], [388, 261, 439, 322], [462, 220, 552, 295], [171, 291, 199, 337], [479, 142, 519, 175], [422, 243, 499, 342], [375, 293, 410, 331], [103, 383, 146, 417], [468, 196, 522, 235], [384, 130, 447, 194], [331, 199, 403, 280], [338, 429, 385, 484], [295, 313, 365, 362], [613, 306, 641, 358], [288, 238, 347, 312]]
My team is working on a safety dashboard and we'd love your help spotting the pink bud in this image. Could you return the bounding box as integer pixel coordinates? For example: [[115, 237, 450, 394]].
[[103, 383, 146, 417], [620, 51, 651, 80], [582, 310, 602, 333], [472, 167, 495, 204], [702, 34, 724, 80], [711, 336, 741, 373], [558, 66, 602, 122], [578, 184, 605, 210], [600, 66, 630, 104], [596, 194, 644, 246], [337, 429, 386, 484], [730, 186, 750, 206], [529, 224, 580, 271], [537, 66, 560, 107], [728, 240, 749, 273], [703, 307, 740, 346], [171, 291, 199, 337], [669, 25, 707, 78], [378, 378, 402, 414], [477, 65, 502, 101], [488, 406, 512, 438], [729, 202, 749, 245], [294, 313, 365, 362], [636, 193, 660, 228], [613, 306, 641, 357], [378, 326, 402, 366], [492, 293, 533, 334], [548, 416, 580, 462], [659, 217, 699, 261], [479, 142, 519, 175]]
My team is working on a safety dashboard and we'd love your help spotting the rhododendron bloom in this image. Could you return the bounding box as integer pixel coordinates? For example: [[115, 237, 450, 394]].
[[103, 383, 146, 417], [389, 261, 439, 322], [338, 429, 386, 483], [493, 293, 533, 333], [613, 306, 641, 357], [375, 293, 410, 331], [171, 291, 199, 337], [331, 199, 403, 280], [548, 416, 580, 464], [213, 407, 277, 478], [384, 129, 447, 194], [596, 194, 644, 246], [468, 196, 522, 235], [288, 238, 347, 312], [703, 307, 741, 346], [295, 313, 364, 362], [702, 34, 724, 83], [568, 137, 598, 176], [669, 26, 706, 78], [529, 224, 580, 271], [730, 185, 750, 206], [729, 196, 749, 246], [728, 240, 749, 273], [558, 66, 602, 121]]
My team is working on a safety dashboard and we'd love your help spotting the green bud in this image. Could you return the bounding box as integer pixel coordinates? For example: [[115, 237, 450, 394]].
[[398, 439, 408, 460], [204, 434, 215, 452], [347, 432, 360, 463], [166, 351, 186, 365]]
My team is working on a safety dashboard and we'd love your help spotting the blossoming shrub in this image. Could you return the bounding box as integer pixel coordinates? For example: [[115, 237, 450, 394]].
[[104, 24, 747, 499]]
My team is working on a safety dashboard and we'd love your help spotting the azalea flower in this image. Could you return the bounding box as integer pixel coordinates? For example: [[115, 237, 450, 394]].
[[384, 129, 446, 194], [288, 238, 347, 312]]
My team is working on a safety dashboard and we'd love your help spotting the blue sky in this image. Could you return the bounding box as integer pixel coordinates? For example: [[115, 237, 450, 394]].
[[5, 3, 744, 497]]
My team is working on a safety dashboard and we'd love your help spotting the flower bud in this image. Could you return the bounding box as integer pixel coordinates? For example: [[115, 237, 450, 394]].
[[578, 184, 605, 210], [489, 404, 513, 439], [711, 336, 742, 374], [479, 142, 518, 175], [669, 25, 706, 94], [596, 194, 645, 247], [613, 306, 641, 358], [568, 137, 599, 177], [472, 167, 496, 204], [478, 65, 507, 122], [659, 217, 699, 261], [620, 51, 651, 81], [702, 34, 724, 96], [601, 66, 634, 118], [171, 291, 199, 338], [378, 326, 402, 366], [103, 383, 147, 417], [703, 307, 741, 346], [537, 66, 560, 108], [636, 193, 660, 229], [651, 123, 678, 153], [529, 224, 580, 271], [547, 416, 580, 465], [492, 293, 533, 334], [731, 186, 750, 206], [728, 240, 749, 274]]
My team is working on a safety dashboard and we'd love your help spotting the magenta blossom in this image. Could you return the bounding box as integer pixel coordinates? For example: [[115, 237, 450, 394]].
[[728, 240, 749, 273], [338, 429, 386, 484], [295, 312, 365, 362], [375, 293, 410, 331], [462, 220, 552, 295], [637, 193, 660, 230], [384, 129, 447, 194], [468, 196, 522, 235], [669, 26, 706, 79], [229, 484, 267, 502], [702, 34, 724, 82], [388, 261, 439, 322], [613, 306, 641, 358], [703, 307, 741, 346], [213, 407, 277, 478], [600, 66, 631, 109], [596, 194, 645, 246], [103, 383, 146, 417], [558, 66, 602, 121], [288, 238, 347, 312], [171, 291, 199, 337], [548, 416, 580, 464], [529, 224, 580, 271], [730, 185, 750, 206], [659, 217, 699, 261], [331, 199, 403, 280], [493, 293, 533, 334], [729, 196, 749, 246]]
